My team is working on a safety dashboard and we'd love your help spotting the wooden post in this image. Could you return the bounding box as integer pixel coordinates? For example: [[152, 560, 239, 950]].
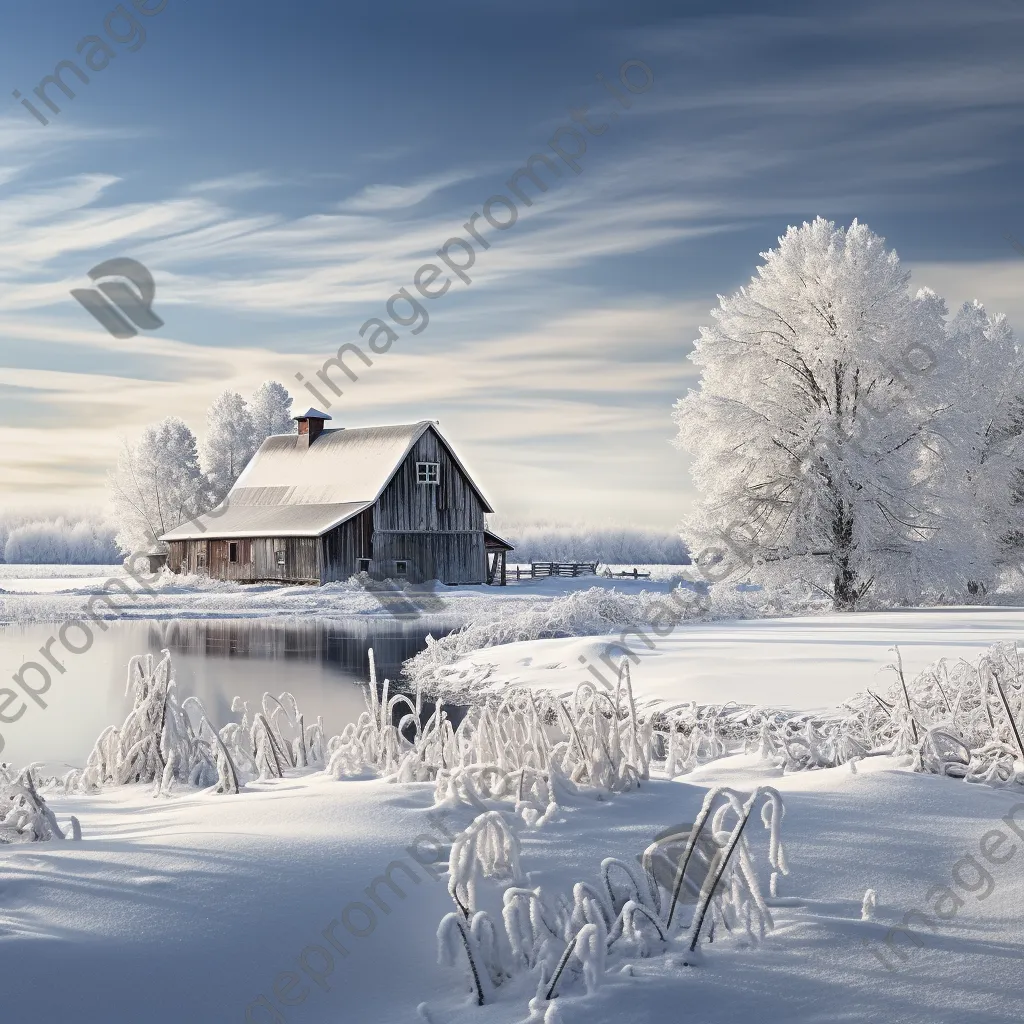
[[500, 550, 506, 586]]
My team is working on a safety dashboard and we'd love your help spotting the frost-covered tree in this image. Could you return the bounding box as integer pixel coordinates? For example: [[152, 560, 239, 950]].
[[202, 390, 258, 502], [249, 380, 293, 441], [942, 300, 1024, 580], [108, 417, 210, 555], [673, 217, 974, 610]]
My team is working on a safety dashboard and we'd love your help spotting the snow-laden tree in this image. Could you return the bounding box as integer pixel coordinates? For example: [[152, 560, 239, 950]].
[[108, 417, 210, 555], [202, 390, 258, 502], [249, 380, 293, 440], [673, 217, 976, 610], [941, 301, 1024, 580]]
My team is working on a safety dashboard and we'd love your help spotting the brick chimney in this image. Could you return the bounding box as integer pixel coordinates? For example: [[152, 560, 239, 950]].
[[293, 408, 332, 449]]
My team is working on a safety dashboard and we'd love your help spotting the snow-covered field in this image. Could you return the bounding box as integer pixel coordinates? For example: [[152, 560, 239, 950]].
[[6, 757, 1021, 1024], [420, 606, 1024, 712], [2, 566, 1023, 1023]]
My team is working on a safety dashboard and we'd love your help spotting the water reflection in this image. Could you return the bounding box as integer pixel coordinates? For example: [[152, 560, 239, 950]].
[[0, 616, 459, 770], [146, 615, 448, 680]]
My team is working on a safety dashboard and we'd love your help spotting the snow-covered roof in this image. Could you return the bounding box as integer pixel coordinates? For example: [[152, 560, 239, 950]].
[[160, 420, 491, 541], [160, 501, 371, 541]]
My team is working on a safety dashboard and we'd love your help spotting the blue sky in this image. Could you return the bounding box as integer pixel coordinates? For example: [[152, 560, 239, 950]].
[[1, 0, 1023, 527]]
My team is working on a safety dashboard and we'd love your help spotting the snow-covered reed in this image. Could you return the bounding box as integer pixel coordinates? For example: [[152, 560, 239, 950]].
[[653, 641, 1024, 786], [0, 763, 79, 842], [434, 784, 788, 1012], [329, 649, 651, 807], [64, 650, 326, 795]]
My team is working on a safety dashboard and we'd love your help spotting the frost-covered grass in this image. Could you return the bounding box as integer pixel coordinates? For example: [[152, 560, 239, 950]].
[[0, 764, 78, 843]]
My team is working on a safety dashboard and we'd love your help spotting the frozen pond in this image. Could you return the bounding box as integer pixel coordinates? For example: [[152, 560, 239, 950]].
[[0, 616, 454, 770]]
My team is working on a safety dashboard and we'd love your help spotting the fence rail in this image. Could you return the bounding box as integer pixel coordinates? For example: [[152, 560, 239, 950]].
[[507, 561, 599, 580]]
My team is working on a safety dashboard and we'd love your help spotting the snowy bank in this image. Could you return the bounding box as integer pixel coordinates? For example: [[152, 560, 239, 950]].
[[413, 606, 1024, 713]]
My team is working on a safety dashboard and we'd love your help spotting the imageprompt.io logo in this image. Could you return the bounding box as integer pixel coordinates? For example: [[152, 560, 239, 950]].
[[71, 258, 164, 339]]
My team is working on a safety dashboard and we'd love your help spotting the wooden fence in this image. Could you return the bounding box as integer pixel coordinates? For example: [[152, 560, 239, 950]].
[[507, 561, 599, 580]]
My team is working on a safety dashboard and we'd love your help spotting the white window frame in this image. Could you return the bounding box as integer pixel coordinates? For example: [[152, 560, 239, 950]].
[[416, 461, 439, 485]]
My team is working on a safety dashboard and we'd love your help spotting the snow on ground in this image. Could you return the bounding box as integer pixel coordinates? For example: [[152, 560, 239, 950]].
[[4, 758, 1021, 1023], [0, 565, 124, 581], [0, 565, 690, 623], [423, 606, 1024, 712]]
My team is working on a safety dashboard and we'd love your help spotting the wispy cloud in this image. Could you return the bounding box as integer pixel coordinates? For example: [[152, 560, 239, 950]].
[[336, 169, 482, 212], [186, 170, 290, 195]]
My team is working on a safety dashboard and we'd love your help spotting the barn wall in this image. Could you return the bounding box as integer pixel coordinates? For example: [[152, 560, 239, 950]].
[[168, 540, 186, 573], [320, 507, 375, 583], [248, 537, 320, 582], [373, 428, 488, 584], [168, 536, 320, 583], [171, 539, 210, 575], [209, 538, 254, 581], [372, 531, 486, 585]]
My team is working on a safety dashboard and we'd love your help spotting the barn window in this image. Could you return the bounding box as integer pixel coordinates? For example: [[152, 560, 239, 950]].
[[416, 462, 439, 484], [228, 542, 239, 563], [276, 548, 287, 566], [358, 558, 371, 573], [395, 560, 408, 576]]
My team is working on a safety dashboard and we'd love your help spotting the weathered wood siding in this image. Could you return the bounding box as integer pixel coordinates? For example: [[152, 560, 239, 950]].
[[167, 536, 320, 583], [167, 540, 187, 574], [169, 539, 209, 575], [372, 429, 488, 584], [250, 537, 321, 583], [372, 531, 486, 585], [320, 506, 375, 583], [209, 538, 253, 581]]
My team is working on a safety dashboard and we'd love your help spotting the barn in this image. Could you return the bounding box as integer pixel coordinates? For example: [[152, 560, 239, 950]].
[[160, 411, 512, 586]]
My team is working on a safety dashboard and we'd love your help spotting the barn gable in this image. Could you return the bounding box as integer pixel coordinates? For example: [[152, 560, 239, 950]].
[[368, 427, 490, 584]]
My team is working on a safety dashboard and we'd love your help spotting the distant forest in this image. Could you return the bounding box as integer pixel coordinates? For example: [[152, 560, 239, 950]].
[[0, 512, 119, 564], [489, 520, 690, 565]]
